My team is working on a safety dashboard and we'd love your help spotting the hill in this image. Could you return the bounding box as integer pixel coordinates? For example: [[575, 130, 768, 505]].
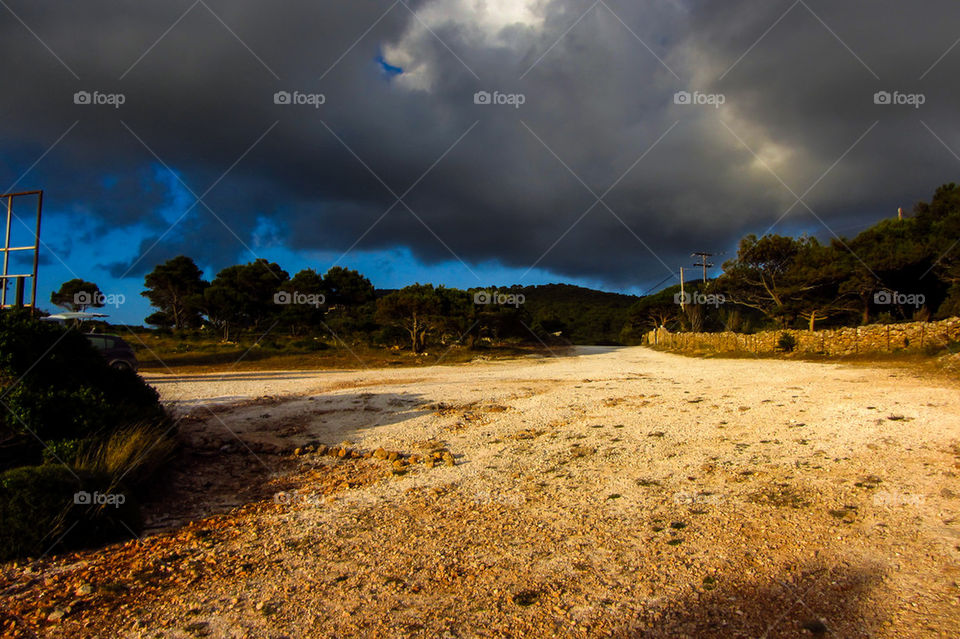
[[507, 283, 640, 345]]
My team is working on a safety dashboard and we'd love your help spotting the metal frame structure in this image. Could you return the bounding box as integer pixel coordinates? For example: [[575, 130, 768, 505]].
[[0, 190, 43, 313]]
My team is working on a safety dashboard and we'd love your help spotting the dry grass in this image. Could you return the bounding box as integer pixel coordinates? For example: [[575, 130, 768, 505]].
[[74, 423, 178, 488], [127, 332, 564, 374]]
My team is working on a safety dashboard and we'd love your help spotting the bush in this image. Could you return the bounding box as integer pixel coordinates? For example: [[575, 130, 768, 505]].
[[41, 438, 96, 466], [0, 464, 141, 561], [0, 311, 168, 468], [777, 332, 797, 352]]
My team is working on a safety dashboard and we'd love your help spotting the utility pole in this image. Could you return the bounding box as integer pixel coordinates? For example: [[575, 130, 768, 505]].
[[691, 251, 714, 287], [679, 267, 685, 311]]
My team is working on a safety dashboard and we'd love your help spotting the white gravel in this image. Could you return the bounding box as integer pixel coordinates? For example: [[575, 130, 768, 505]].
[[122, 345, 960, 636]]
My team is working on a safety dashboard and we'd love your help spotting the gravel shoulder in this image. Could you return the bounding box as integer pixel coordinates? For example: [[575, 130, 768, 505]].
[[3, 346, 960, 637]]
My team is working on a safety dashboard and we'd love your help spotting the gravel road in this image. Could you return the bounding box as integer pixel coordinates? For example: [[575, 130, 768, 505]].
[[5, 346, 960, 637]]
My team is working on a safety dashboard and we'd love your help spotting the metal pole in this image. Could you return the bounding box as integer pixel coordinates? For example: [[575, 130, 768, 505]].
[[2, 195, 11, 307], [31, 191, 42, 314]]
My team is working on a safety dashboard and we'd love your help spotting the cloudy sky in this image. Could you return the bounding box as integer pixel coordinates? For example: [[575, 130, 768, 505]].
[[2, 0, 959, 322]]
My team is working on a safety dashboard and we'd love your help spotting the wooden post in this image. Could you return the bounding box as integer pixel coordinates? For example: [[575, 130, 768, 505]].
[[679, 267, 685, 313]]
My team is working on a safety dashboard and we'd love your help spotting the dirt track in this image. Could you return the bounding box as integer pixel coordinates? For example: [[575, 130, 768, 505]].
[[4, 346, 960, 637]]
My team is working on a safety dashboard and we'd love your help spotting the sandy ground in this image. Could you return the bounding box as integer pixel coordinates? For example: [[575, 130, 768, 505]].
[[3, 346, 960, 637]]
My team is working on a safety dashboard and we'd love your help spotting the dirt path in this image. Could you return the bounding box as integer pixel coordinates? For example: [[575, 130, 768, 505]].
[[3, 347, 960, 637]]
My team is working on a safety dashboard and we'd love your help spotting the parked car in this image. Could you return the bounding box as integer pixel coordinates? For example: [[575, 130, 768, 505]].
[[85, 334, 138, 372]]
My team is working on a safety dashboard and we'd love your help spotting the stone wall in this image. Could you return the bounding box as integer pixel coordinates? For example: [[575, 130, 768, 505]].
[[644, 317, 960, 356]]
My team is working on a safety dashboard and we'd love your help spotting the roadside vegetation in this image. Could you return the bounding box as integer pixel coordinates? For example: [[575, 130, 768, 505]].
[[621, 182, 960, 338], [0, 311, 174, 561], [39, 183, 960, 375]]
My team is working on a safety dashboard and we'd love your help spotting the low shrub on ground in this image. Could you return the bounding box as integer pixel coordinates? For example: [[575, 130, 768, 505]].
[[0, 464, 141, 561], [0, 311, 175, 560], [777, 332, 797, 352], [0, 310, 169, 468]]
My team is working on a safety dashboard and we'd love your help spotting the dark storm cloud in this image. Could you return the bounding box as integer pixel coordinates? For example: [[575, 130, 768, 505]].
[[1, 0, 959, 285]]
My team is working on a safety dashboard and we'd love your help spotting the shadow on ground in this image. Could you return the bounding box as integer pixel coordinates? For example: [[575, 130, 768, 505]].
[[621, 562, 887, 638], [138, 390, 430, 533]]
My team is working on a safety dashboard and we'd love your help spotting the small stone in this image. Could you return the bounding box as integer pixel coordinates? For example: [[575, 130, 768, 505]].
[[392, 460, 407, 471], [315, 444, 328, 455], [387, 451, 400, 462], [337, 448, 350, 458], [47, 609, 65, 622], [410, 454, 421, 464], [294, 447, 303, 456], [425, 459, 435, 469], [76, 583, 93, 596], [373, 448, 388, 460]]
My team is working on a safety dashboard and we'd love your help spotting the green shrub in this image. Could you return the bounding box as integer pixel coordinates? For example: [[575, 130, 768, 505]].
[[0, 311, 168, 469], [777, 332, 797, 352], [41, 438, 96, 466], [0, 464, 141, 561]]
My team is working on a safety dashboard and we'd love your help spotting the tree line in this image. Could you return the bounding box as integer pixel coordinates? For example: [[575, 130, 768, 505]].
[[50, 181, 960, 348], [623, 182, 960, 338]]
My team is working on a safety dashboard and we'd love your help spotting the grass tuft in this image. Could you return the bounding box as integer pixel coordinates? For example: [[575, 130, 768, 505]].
[[74, 423, 177, 488]]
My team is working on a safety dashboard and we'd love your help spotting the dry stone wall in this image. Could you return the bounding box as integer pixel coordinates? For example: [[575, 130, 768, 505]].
[[644, 317, 960, 356]]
